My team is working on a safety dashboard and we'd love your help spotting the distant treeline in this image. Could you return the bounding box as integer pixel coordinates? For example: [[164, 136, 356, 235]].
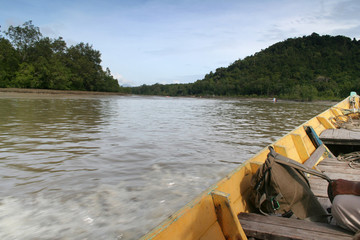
[[0, 21, 129, 93], [131, 33, 360, 100]]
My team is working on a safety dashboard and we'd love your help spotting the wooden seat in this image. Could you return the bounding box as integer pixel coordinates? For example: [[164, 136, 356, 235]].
[[320, 129, 360, 146], [238, 212, 353, 240]]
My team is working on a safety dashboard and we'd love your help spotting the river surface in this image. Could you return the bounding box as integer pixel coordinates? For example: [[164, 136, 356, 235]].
[[0, 93, 333, 239]]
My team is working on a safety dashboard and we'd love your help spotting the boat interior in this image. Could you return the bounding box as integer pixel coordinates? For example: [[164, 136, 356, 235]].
[[237, 96, 360, 240], [239, 157, 359, 240], [238, 96, 360, 240]]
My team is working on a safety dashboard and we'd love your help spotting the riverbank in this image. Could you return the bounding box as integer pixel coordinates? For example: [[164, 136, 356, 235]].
[[0, 88, 127, 96], [0, 88, 339, 104]]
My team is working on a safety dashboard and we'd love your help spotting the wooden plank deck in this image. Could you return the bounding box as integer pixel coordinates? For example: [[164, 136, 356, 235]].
[[309, 157, 360, 196], [309, 156, 360, 213], [320, 129, 360, 146], [238, 212, 353, 240]]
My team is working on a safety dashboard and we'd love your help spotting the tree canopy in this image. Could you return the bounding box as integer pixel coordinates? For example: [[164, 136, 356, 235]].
[[131, 33, 360, 100], [0, 21, 126, 92]]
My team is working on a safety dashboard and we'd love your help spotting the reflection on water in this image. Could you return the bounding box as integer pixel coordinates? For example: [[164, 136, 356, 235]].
[[0, 94, 333, 239]]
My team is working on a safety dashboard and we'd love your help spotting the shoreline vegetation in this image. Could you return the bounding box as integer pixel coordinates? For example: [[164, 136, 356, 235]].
[[1, 21, 126, 93], [1, 21, 359, 101], [0, 88, 338, 106], [0, 87, 126, 96]]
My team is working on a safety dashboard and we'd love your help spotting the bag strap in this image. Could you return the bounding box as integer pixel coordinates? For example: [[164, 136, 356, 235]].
[[268, 146, 332, 182]]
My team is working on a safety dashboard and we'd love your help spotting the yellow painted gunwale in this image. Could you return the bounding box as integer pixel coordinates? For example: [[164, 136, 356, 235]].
[[141, 95, 356, 240]]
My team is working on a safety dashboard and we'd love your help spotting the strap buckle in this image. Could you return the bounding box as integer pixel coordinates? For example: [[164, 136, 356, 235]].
[[271, 196, 280, 210]]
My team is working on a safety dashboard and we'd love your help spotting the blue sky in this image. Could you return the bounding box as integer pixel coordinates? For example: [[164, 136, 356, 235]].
[[1, 0, 360, 86]]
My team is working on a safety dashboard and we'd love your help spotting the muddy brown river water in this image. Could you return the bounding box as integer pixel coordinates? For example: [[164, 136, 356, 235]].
[[0, 93, 333, 239]]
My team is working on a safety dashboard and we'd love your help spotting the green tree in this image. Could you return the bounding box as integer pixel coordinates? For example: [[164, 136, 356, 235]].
[[5, 20, 42, 61], [48, 58, 72, 90], [1, 20, 121, 92], [0, 37, 19, 87], [13, 62, 39, 88], [299, 85, 318, 101], [66, 42, 103, 91]]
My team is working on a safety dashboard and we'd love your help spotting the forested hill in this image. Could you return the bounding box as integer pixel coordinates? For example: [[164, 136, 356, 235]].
[[0, 21, 127, 93], [132, 33, 360, 100]]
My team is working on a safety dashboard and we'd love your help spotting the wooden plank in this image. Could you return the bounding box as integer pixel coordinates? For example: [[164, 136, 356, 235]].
[[310, 156, 360, 198], [318, 165, 360, 175], [199, 222, 225, 240], [316, 157, 360, 179], [304, 144, 326, 167], [330, 108, 343, 117], [238, 213, 353, 240], [211, 190, 247, 240], [291, 134, 310, 162], [317, 116, 336, 129], [320, 129, 360, 146], [239, 218, 304, 240], [239, 212, 352, 236], [318, 159, 352, 167], [143, 194, 218, 240], [318, 172, 360, 181], [310, 173, 360, 195], [309, 178, 330, 198], [274, 144, 288, 157], [320, 156, 358, 165]]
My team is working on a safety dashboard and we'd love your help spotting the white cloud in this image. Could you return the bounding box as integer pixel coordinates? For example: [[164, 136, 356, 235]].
[[258, 0, 360, 42], [113, 73, 136, 87]]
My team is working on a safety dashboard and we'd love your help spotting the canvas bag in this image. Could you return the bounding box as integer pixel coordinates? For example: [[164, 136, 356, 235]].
[[251, 146, 332, 222]]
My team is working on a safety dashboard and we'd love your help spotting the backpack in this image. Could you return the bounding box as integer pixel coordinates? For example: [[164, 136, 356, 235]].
[[251, 146, 332, 222]]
